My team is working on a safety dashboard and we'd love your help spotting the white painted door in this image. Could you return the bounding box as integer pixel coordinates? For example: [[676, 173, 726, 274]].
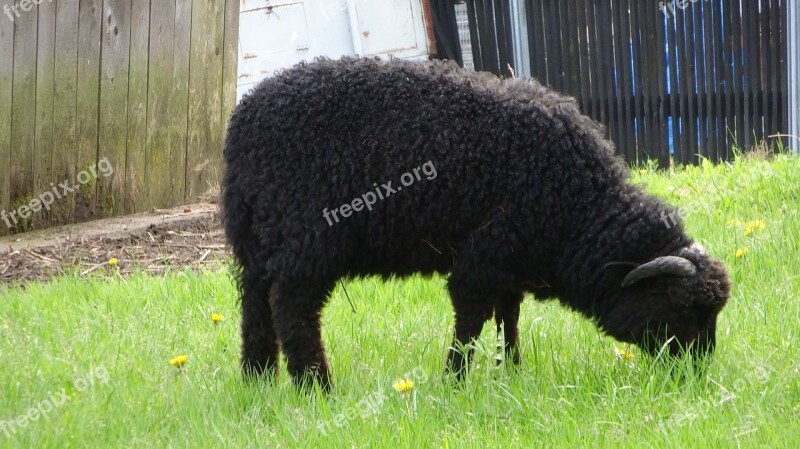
[[237, 0, 430, 100]]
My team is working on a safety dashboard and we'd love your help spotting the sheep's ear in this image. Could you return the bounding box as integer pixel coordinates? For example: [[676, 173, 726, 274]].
[[604, 261, 640, 285]]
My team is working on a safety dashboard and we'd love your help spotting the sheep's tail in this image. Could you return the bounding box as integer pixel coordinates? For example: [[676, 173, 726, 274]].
[[220, 124, 259, 301]]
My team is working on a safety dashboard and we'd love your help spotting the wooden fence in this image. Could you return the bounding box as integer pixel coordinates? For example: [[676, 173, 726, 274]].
[[453, 0, 790, 166], [0, 0, 239, 236]]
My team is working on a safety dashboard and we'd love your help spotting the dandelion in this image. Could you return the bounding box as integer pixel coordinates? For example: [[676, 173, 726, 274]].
[[638, 169, 647, 175], [211, 313, 224, 323], [169, 355, 188, 368], [616, 348, 635, 360], [108, 258, 119, 268], [735, 248, 748, 258], [744, 220, 766, 237], [393, 378, 414, 393]]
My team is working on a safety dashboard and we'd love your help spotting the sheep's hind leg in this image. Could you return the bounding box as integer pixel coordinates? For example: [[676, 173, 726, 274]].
[[241, 275, 280, 379], [494, 290, 523, 366], [270, 280, 334, 391]]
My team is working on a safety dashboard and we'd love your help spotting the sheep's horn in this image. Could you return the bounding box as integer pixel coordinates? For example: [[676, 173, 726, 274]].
[[621, 256, 697, 288]]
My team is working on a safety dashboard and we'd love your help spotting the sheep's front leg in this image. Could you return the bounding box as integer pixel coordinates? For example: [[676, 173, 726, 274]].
[[494, 290, 523, 365], [446, 263, 511, 379]]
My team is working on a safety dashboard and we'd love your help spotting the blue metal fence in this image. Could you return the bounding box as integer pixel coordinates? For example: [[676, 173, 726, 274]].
[[448, 0, 792, 165]]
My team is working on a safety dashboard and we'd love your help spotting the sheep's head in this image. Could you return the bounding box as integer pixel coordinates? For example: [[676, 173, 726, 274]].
[[602, 243, 731, 361]]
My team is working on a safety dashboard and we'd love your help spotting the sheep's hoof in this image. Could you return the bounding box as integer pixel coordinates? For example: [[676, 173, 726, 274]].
[[241, 360, 278, 382], [445, 347, 471, 382], [296, 376, 332, 394], [292, 366, 333, 393]]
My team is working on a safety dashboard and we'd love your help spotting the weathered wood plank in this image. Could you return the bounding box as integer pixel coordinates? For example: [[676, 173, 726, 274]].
[[169, 0, 192, 205], [221, 0, 240, 125], [98, 0, 131, 216], [0, 8, 13, 229], [205, 0, 229, 202], [51, 0, 80, 225], [9, 4, 38, 232], [186, 0, 225, 202], [145, 0, 176, 207], [124, 0, 150, 213], [76, 0, 103, 220], [185, 0, 208, 202], [34, 1, 57, 228]]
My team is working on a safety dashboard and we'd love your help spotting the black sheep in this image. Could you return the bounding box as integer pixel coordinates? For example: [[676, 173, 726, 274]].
[[222, 57, 731, 389]]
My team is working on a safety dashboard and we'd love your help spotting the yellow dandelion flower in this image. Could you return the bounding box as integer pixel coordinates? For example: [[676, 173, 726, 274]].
[[211, 313, 224, 323], [616, 348, 635, 360], [735, 248, 748, 258], [638, 169, 647, 175], [393, 379, 414, 393], [169, 355, 188, 368], [108, 258, 119, 267], [743, 220, 766, 237]]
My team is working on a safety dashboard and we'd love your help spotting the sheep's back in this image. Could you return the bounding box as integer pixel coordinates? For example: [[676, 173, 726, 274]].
[[223, 57, 628, 275]]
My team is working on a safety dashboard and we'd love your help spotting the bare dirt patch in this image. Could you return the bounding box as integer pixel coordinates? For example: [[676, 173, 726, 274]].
[[0, 203, 229, 292]]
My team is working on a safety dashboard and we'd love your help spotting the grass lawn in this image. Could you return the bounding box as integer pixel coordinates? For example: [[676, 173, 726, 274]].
[[1, 154, 799, 448]]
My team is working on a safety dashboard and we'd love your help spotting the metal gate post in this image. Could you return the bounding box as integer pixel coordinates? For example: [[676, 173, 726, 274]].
[[789, 1, 800, 150], [509, 0, 531, 78]]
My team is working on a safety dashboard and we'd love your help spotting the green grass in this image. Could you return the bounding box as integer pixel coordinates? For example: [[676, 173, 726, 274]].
[[2, 154, 799, 448]]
